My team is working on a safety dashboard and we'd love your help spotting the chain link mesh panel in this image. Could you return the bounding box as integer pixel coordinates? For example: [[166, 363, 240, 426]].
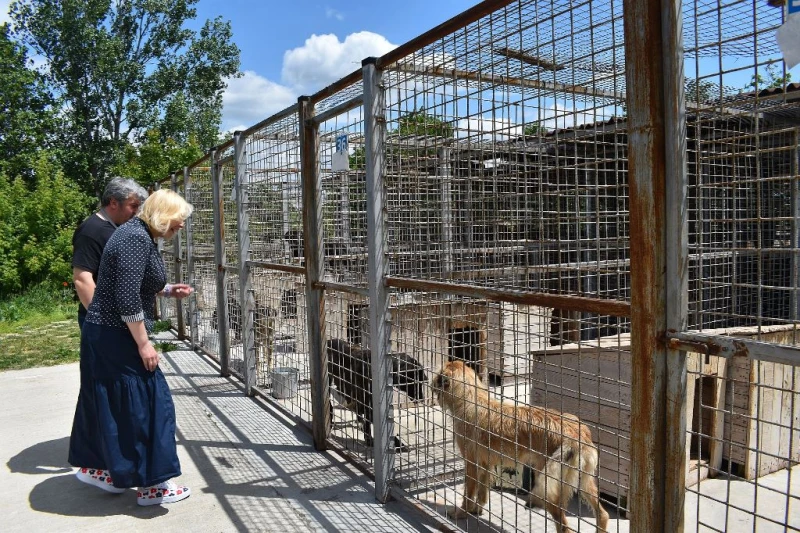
[[683, 1, 800, 532]]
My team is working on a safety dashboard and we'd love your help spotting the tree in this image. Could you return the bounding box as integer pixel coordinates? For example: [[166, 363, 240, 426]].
[[112, 128, 204, 185], [523, 123, 541, 136], [747, 63, 793, 92], [0, 23, 56, 183], [10, 0, 241, 195], [349, 145, 366, 170], [0, 154, 93, 294], [396, 108, 454, 139]]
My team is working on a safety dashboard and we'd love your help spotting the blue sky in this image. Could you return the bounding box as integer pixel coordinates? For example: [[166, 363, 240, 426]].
[[0, 0, 476, 131], [191, 0, 477, 131], [1, 1, 797, 134]]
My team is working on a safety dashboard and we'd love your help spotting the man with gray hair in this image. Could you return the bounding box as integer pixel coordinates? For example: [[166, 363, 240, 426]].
[[72, 177, 149, 329]]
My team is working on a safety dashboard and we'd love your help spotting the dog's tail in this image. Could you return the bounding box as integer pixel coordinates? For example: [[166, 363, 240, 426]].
[[533, 438, 599, 510]]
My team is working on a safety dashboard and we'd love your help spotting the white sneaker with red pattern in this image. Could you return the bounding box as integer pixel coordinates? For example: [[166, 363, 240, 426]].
[[137, 480, 191, 506], [75, 468, 126, 494]]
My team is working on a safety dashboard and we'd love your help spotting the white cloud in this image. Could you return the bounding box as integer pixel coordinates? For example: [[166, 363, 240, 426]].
[[221, 70, 297, 131], [456, 116, 523, 140], [221, 31, 397, 133], [539, 102, 615, 131], [325, 7, 344, 21], [281, 31, 396, 93]]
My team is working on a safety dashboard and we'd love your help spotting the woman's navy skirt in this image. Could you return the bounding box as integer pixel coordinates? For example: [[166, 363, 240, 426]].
[[68, 322, 181, 488]]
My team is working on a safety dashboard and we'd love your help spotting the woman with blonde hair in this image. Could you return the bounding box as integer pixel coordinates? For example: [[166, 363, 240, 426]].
[[69, 189, 195, 506]]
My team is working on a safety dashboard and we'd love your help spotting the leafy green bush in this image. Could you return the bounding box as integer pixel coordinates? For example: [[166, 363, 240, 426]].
[[0, 283, 76, 322], [0, 154, 93, 296], [152, 320, 173, 333]]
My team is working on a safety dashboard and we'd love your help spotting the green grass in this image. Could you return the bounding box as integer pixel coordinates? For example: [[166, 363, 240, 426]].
[[0, 285, 81, 371], [154, 341, 178, 353], [0, 287, 181, 371], [152, 320, 173, 333]]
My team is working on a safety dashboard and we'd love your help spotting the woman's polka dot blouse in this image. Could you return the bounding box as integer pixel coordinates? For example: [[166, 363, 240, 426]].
[[86, 217, 167, 333]]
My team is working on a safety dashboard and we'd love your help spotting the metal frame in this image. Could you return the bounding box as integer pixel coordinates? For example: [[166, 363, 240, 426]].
[[211, 148, 231, 375], [147, 1, 800, 531], [234, 131, 257, 395], [171, 172, 187, 340], [300, 95, 330, 451], [184, 165, 198, 350], [363, 57, 393, 502]]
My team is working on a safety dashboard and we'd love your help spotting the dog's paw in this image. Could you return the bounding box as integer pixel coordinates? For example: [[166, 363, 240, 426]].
[[447, 503, 483, 519], [392, 437, 410, 453], [525, 495, 545, 509], [447, 506, 472, 519]]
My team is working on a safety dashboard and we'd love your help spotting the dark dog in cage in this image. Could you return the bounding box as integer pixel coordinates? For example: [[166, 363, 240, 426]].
[[432, 360, 609, 533], [211, 299, 278, 374], [284, 230, 304, 258], [284, 230, 350, 258], [211, 299, 277, 340], [326, 338, 427, 452]]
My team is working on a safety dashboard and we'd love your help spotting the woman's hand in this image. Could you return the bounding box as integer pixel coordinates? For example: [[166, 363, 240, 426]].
[[138, 340, 160, 372], [164, 283, 194, 299]]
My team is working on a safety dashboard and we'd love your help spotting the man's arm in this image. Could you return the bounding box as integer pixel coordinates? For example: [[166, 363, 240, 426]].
[[73, 267, 96, 309]]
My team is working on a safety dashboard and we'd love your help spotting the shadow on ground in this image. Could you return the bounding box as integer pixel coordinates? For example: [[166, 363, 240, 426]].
[[7, 437, 72, 475]]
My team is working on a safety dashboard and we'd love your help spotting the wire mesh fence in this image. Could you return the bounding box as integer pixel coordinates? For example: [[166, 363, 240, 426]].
[[151, 0, 799, 531], [243, 108, 314, 422], [681, 1, 800, 532], [377, 2, 630, 529], [184, 158, 219, 360]]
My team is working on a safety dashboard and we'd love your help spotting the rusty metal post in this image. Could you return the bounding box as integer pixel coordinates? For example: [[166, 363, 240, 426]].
[[153, 181, 165, 320], [171, 173, 186, 340], [211, 148, 231, 376], [662, 0, 689, 529], [184, 166, 198, 350], [235, 131, 257, 395], [624, 0, 687, 530], [300, 96, 330, 451], [363, 57, 393, 503]]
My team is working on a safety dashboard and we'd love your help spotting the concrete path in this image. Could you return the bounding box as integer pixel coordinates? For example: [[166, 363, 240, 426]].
[[3, 335, 799, 532], [0, 341, 437, 533]]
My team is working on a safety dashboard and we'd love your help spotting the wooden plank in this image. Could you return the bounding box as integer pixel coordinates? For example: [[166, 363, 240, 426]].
[[779, 366, 793, 465], [529, 390, 632, 431], [708, 356, 728, 475], [758, 362, 776, 478], [685, 362, 697, 480], [528, 368, 632, 407], [745, 359, 759, 480]]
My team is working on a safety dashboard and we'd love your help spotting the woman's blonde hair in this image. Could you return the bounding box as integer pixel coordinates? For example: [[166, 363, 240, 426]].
[[138, 189, 193, 236]]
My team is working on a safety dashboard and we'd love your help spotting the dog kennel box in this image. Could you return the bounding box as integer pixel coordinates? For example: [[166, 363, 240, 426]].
[[523, 325, 800, 501]]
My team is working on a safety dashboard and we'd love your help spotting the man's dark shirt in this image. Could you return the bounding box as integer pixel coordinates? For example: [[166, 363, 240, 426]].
[[72, 213, 116, 318]]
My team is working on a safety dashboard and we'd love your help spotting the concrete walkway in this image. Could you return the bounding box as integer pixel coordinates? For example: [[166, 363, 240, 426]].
[[0, 339, 438, 533], [3, 334, 799, 532]]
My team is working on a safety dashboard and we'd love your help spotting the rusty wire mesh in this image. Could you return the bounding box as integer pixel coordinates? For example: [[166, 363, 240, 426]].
[[243, 108, 314, 422], [310, 81, 380, 468], [185, 158, 219, 360], [683, 1, 800, 531], [379, 1, 630, 530], [154, 0, 800, 531]]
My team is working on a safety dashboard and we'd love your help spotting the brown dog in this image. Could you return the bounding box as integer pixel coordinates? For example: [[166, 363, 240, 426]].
[[432, 360, 609, 533]]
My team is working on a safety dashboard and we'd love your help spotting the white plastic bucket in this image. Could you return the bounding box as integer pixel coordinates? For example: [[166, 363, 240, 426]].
[[271, 367, 299, 399]]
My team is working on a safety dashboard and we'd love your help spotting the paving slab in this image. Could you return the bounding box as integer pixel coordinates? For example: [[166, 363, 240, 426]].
[[2, 335, 798, 532], [0, 342, 437, 533]]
